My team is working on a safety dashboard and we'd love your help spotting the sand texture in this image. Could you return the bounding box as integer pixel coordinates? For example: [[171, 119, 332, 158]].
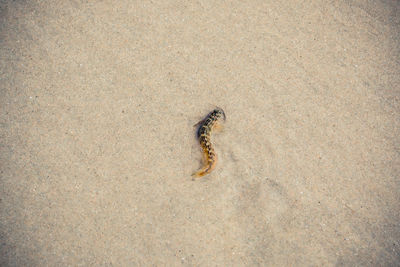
[[1, 0, 399, 266]]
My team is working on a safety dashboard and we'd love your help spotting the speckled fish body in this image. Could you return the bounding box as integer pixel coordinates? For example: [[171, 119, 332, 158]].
[[193, 107, 226, 178]]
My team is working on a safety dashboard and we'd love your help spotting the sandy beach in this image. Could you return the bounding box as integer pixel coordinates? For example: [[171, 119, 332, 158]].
[[1, 0, 399, 265]]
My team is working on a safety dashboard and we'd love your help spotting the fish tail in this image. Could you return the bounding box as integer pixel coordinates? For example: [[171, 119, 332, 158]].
[[192, 157, 217, 178]]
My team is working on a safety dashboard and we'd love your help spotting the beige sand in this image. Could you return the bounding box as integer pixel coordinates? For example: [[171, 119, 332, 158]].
[[1, 0, 399, 266]]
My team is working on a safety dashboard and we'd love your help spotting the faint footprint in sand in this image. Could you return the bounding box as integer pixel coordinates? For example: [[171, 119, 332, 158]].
[[219, 134, 299, 255]]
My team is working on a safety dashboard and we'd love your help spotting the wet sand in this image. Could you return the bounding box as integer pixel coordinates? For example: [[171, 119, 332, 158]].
[[1, 0, 399, 266]]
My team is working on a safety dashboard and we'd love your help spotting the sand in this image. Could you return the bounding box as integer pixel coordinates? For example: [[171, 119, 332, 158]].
[[1, 0, 399, 266]]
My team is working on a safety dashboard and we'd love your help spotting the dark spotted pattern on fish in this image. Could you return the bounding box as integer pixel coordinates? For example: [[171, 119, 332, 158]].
[[192, 107, 225, 178]]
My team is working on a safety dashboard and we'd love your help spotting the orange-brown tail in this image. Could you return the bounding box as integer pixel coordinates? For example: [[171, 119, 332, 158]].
[[192, 158, 217, 178]]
